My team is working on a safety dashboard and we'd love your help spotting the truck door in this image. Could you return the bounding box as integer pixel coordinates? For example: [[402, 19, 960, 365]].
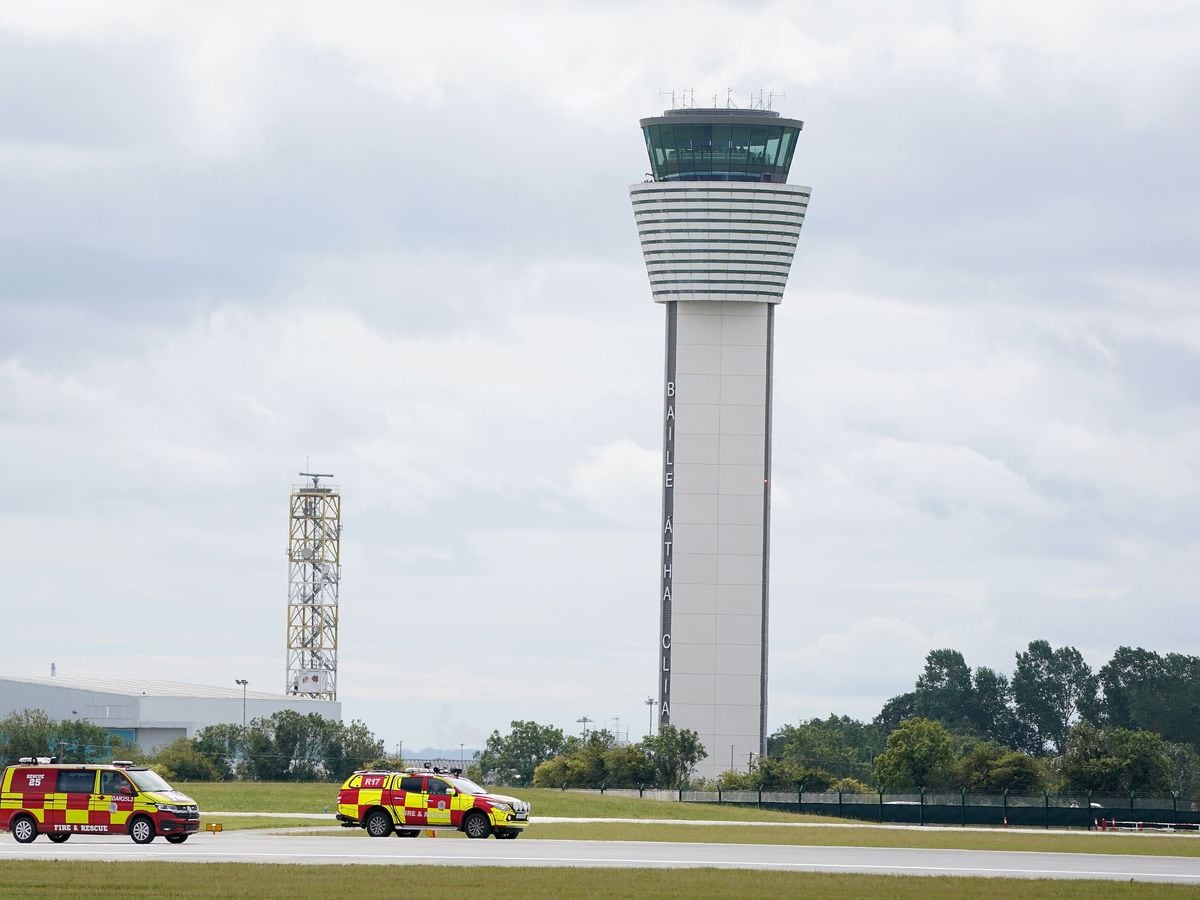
[[425, 777, 453, 826]]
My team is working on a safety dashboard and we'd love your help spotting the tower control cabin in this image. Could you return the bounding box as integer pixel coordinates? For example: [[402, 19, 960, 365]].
[[630, 106, 810, 779]]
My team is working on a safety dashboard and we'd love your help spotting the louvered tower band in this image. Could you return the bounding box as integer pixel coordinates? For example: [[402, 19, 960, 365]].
[[630, 106, 810, 779], [286, 473, 340, 700]]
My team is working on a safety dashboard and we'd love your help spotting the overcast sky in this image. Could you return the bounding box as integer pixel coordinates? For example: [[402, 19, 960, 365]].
[[2, 1, 1197, 755]]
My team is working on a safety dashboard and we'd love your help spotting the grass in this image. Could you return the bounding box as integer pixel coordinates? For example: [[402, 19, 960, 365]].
[[526, 822, 1200, 857], [0, 862, 1195, 898]]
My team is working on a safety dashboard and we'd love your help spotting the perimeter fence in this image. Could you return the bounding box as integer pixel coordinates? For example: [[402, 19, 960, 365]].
[[564, 785, 1200, 830]]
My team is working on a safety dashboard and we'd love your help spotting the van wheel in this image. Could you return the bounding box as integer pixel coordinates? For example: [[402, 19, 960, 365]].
[[462, 811, 491, 839], [166, 834, 189, 844], [48, 833, 71, 843], [11, 815, 37, 844], [129, 816, 156, 844], [364, 809, 392, 838]]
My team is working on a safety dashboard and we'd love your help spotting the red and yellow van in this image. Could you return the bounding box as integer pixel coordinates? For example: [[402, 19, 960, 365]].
[[1, 758, 199, 844]]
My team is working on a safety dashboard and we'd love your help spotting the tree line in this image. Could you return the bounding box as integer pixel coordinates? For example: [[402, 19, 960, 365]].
[[472, 720, 707, 790], [739, 641, 1200, 797], [0, 708, 384, 783]]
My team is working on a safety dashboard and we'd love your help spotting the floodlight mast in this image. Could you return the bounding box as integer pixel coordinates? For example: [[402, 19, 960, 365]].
[[286, 471, 341, 700]]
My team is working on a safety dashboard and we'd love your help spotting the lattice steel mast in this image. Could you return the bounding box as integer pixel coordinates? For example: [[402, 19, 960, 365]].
[[286, 472, 340, 700]]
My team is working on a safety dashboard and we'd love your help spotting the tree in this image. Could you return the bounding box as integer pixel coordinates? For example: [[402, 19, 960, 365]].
[[873, 718, 956, 790], [914, 649, 973, 730], [149, 738, 221, 781], [968, 666, 1037, 752], [1095, 648, 1200, 748], [601, 744, 654, 788], [956, 740, 1045, 793], [320, 719, 385, 782], [0, 709, 57, 765], [873, 692, 916, 737], [1061, 721, 1172, 794], [1012, 640, 1097, 755], [0, 709, 132, 767], [768, 715, 880, 780], [476, 720, 567, 786], [193, 723, 246, 780], [644, 725, 706, 788]]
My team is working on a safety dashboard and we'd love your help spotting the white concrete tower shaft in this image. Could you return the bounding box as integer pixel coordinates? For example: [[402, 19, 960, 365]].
[[630, 107, 810, 780]]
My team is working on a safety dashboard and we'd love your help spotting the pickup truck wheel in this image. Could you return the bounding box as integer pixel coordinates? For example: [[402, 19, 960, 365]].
[[462, 811, 491, 839], [364, 809, 393, 838], [12, 815, 37, 843], [48, 833, 71, 844], [129, 816, 156, 844]]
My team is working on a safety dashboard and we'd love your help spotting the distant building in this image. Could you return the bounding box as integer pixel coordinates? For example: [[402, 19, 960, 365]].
[[0, 675, 341, 753]]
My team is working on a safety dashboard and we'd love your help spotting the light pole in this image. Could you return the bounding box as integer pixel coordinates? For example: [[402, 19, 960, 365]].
[[576, 716, 592, 739], [645, 697, 657, 736], [235, 679, 249, 731], [612, 717, 621, 743]]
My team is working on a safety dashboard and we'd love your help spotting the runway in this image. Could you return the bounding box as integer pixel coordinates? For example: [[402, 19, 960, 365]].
[[3, 832, 1200, 883]]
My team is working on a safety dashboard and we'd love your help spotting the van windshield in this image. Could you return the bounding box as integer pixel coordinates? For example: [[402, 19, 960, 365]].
[[127, 769, 173, 793]]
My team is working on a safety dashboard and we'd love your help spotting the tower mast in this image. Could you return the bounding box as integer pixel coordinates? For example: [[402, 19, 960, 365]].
[[286, 472, 340, 700]]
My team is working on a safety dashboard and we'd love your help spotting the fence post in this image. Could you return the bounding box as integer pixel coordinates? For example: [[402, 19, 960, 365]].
[[717, 785, 722, 804], [797, 780, 804, 811], [678, 786, 683, 802], [878, 788, 884, 823], [1087, 791, 1093, 829], [1129, 790, 1135, 816], [1044, 790, 1050, 829], [961, 787, 966, 827], [838, 789, 844, 819], [1173, 791, 1179, 826], [1002, 788, 1009, 827], [600, 781, 605, 795], [919, 787, 925, 827], [757, 784, 763, 809], [638, 783, 644, 799]]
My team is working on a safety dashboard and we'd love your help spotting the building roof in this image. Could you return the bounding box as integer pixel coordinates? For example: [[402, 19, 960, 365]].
[[0, 674, 305, 701]]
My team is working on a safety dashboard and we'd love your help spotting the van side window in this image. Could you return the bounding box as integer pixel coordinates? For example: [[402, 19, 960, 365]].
[[100, 771, 131, 794], [58, 770, 97, 793], [399, 776, 423, 793]]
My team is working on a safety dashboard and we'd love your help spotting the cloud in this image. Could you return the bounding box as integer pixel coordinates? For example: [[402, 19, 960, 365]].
[[1, 1, 1198, 751]]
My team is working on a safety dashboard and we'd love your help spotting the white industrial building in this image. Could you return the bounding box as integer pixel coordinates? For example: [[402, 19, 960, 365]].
[[0, 675, 341, 753]]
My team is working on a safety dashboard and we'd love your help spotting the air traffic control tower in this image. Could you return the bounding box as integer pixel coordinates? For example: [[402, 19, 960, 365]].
[[630, 104, 810, 778]]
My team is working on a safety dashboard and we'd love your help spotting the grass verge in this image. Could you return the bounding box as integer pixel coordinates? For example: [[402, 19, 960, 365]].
[[526, 822, 1200, 856], [0, 861, 1194, 898]]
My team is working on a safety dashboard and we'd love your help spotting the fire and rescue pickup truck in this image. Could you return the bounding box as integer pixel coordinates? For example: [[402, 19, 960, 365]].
[[1, 758, 200, 844], [337, 767, 530, 839]]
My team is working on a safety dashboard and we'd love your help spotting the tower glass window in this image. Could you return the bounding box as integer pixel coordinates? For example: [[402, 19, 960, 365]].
[[641, 111, 802, 183]]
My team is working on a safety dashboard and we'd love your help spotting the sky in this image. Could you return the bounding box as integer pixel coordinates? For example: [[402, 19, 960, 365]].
[[1, 1, 1198, 756]]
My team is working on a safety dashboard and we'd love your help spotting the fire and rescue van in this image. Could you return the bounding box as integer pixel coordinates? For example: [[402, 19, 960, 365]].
[[0, 758, 200, 844], [336, 767, 530, 839]]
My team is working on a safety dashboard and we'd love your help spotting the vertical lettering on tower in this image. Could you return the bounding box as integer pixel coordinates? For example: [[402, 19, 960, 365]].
[[659, 302, 677, 726]]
